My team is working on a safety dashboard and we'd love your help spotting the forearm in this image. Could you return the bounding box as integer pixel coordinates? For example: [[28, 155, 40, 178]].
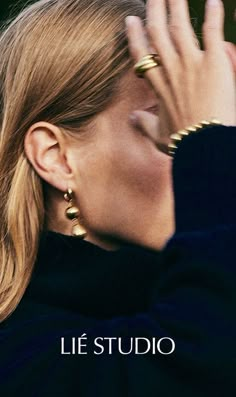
[[172, 125, 236, 233]]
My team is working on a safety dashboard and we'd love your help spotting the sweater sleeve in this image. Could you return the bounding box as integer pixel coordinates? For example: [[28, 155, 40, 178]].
[[146, 125, 236, 394], [172, 125, 236, 233]]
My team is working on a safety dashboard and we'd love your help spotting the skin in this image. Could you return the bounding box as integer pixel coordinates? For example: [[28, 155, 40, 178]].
[[126, 0, 236, 148], [24, 69, 174, 251]]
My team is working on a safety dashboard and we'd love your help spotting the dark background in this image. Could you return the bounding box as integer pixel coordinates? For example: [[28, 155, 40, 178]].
[[0, 0, 235, 42]]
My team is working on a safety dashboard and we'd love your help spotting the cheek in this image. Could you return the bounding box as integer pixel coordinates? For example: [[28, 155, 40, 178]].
[[72, 115, 172, 228], [121, 149, 171, 198], [108, 124, 172, 195]]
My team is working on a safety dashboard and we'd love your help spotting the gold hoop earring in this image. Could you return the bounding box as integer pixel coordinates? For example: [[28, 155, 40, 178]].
[[64, 188, 87, 239]]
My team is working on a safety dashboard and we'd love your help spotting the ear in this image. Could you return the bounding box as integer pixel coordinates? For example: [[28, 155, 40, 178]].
[[24, 121, 73, 192], [224, 42, 236, 73]]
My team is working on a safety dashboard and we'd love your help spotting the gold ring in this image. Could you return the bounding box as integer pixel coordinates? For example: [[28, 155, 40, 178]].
[[134, 54, 161, 78]]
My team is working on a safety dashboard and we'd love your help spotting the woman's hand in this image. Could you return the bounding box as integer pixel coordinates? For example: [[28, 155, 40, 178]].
[[125, 0, 236, 153]]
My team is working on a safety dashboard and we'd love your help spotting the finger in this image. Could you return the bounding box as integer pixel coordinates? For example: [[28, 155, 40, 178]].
[[167, 0, 200, 53], [125, 16, 166, 93], [203, 0, 225, 51], [146, 0, 177, 67], [146, 0, 185, 112], [129, 110, 159, 144], [224, 42, 236, 73], [125, 14, 182, 127], [125, 16, 150, 61]]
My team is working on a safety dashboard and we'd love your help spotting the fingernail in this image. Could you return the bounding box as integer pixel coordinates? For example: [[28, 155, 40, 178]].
[[125, 16, 136, 26], [207, 0, 221, 6]]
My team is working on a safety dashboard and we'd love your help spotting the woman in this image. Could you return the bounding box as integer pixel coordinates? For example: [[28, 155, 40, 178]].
[[0, 0, 175, 323], [0, 0, 236, 395]]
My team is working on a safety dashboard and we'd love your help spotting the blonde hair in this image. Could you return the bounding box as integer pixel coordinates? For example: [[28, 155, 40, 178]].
[[0, 0, 145, 322]]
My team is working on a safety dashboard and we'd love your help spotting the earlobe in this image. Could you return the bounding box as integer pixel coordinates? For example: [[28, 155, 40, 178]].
[[24, 121, 73, 192]]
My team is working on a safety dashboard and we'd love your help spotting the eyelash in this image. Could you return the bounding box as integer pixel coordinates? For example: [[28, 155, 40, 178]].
[[146, 105, 159, 115]]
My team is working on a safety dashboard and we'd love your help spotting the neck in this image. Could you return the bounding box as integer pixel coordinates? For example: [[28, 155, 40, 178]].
[[45, 186, 174, 252]]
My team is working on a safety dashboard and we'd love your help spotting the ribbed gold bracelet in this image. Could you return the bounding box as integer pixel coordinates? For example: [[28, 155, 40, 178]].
[[168, 119, 222, 157]]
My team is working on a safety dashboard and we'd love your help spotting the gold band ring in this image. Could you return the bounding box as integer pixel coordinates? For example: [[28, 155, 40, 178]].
[[134, 54, 161, 78]]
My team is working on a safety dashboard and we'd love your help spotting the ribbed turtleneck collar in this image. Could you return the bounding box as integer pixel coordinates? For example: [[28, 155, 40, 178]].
[[24, 230, 161, 318]]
